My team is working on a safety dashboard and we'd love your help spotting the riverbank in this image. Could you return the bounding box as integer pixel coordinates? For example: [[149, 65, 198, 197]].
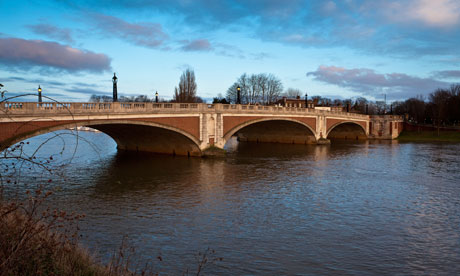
[[398, 130, 460, 142], [0, 196, 154, 276], [0, 204, 103, 275]]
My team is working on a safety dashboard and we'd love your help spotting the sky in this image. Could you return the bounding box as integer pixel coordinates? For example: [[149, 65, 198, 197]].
[[1, 0, 460, 103]]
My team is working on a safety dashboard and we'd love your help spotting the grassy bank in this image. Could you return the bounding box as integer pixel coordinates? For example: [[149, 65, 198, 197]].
[[0, 191, 157, 276], [0, 203, 106, 275], [398, 130, 460, 142]]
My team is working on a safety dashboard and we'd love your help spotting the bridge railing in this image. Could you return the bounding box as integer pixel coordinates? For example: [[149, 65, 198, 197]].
[[0, 102, 201, 114], [370, 114, 404, 120], [215, 104, 370, 119], [1, 102, 372, 119]]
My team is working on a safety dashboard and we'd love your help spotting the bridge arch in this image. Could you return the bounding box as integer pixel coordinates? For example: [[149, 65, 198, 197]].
[[2, 120, 202, 156], [223, 117, 317, 145], [326, 121, 367, 140]]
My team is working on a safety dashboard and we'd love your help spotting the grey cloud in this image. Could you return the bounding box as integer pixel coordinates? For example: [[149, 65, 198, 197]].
[[65, 87, 112, 95], [68, 0, 303, 26], [432, 70, 460, 79], [0, 76, 26, 82], [180, 39, 212, 52], [26, 23, 75, 43], [91, 14, 168, 48], [0, 77, 107, 91], [0, 37, 112, 73], [214, 43, 245, 58], [307, 65, 451, 99], [0, 76, 66, 87], [251, 52, 272, 60], [1, 92, 67, 101], [72, 82, 106, 88]]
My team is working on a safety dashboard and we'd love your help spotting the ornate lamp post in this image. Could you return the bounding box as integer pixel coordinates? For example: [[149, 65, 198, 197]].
[[237, 85, 241, 104], [305, 93, 308, 108], [155, 91, 159, 103], [38, 85, 42, 103], [112, 73, 118, 102]]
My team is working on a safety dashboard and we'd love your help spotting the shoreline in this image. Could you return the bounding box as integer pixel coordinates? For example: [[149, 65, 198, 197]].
[[397, 130, 460, 143]]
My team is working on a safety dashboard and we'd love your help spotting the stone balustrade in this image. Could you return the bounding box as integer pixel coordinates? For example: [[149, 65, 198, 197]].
[[1, 102, 396, 121]]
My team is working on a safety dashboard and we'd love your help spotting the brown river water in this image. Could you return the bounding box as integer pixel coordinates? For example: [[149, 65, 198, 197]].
[[2, 131, 460, 275]]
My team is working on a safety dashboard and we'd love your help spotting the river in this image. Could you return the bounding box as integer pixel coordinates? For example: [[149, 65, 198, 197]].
[[2, 131, 460, 275]]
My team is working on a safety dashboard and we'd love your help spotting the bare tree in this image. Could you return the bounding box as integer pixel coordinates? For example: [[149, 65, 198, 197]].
[[119, 96, 135, 102], [282, 88, 302, 98], [405, 97, 426, 123], [226, 73, 282, 105], [225, 82, 239, 104], [134, 95, 151, 102], [173, 69, 199, 103], [239, 73, 250, 104], [332, 99, 342, 106], [375, 101, 386, 115], [0, 84, 6, 99], [226, 73, 249, 104], [89, 95, 117, 102], [353, 97, 368, 113], [266, 75, 283, 104], [429, 88, 451, 133], [311, 96, 321, 105], [258, 74, 268, 104], [247, 74, 260, 104], [446, 84, 460, 125]]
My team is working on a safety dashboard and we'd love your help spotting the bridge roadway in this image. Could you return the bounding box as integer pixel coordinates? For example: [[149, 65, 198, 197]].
[[0, 102, 404, 156]]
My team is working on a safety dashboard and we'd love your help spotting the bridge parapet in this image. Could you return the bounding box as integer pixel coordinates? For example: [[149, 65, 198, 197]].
[[2, 102, 370, 120], [1, 102, 204, 115], [216, 104, 370, 119]]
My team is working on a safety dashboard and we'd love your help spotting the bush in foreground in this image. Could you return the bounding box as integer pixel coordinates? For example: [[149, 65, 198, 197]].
[[0, 189, 106, 275], [0, 188, 220, 276]]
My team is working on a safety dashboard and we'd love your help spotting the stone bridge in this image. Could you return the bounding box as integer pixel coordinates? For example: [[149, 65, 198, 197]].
[[0, 102, 403, 156]]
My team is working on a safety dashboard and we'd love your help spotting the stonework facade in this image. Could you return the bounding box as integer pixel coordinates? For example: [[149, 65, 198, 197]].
[[1, 102, 404, 156]]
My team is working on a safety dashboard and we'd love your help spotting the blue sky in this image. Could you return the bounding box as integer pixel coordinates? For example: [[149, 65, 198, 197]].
[[1, 0, 460, 102]]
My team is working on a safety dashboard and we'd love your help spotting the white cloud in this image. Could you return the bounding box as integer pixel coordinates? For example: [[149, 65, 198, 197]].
[[385, 0, 460, 28]]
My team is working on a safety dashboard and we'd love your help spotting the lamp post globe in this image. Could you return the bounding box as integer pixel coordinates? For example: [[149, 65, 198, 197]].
[[237, 85, 241, 104], [38, 85, 42, 103], [112, 73, 118, 102]]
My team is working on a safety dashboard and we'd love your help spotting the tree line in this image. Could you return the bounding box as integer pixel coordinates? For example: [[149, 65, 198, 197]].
[[392, 84, 460, 126], [296, 84, 460, 127], [224, 73, 283, 105]]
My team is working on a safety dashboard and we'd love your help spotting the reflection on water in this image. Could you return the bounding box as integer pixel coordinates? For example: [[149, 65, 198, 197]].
[[2, 132, 460, 274]]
